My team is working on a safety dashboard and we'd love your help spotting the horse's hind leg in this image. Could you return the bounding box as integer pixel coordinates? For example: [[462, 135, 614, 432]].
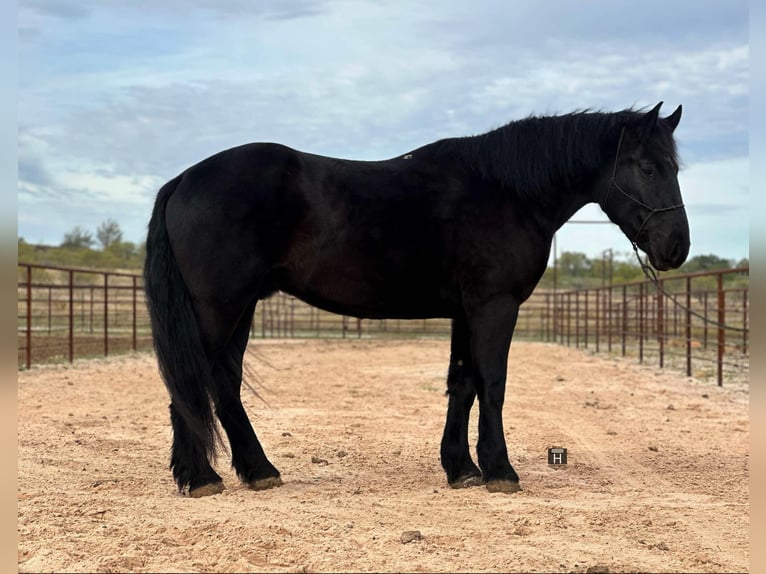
[[213, 303, 282, 491], [169, 405, 224, 497], [440, 317, 483, 488], [168, 297, 235, 497]]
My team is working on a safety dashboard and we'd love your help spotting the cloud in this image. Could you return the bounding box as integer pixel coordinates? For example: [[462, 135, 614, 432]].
[[18, 129, 57, 197], [678, 157, 748, 215], [17, 0, 749, 254], [23, 0, 91, 20], [18, 165, 164, 246], [19, 38, 747, 174], [20, 0, 330, 25], [18, 157, 54, 193]]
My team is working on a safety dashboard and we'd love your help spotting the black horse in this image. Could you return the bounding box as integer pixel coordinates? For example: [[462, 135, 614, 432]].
[[144, 102, 689, 497]]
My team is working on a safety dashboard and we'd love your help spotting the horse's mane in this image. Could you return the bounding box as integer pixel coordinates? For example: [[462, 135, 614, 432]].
[[435, 109, 678, 202]]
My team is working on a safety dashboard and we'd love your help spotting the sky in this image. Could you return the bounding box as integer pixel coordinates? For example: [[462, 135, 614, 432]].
[[17, 0, 749, 263]]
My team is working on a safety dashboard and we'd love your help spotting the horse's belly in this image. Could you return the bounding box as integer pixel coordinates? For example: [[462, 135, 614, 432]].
[[282, 272, 455, 320]]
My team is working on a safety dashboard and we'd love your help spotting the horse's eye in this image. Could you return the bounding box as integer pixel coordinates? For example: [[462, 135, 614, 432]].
[[640, 164, 655, 177]]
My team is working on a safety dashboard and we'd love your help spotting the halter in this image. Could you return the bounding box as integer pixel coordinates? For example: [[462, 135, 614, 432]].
[[601, 128, 745, 334], [601, 127, 685, 257]]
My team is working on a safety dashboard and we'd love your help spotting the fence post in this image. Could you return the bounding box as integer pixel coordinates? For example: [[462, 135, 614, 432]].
[[559, 293, 564, 345], [552, 294, 557, 344], [26, 265, 32, 369], [638, 282, 644, 363], [685, 276, 692, 377], [584, 291, 589, 348], [657, 279, 664, 368], [717, 273, 725, 386], [595, 290, 600, 352], [575, 291, 580, 347], [69, 270, 74, 363], [621, 285, 627, 357], [607, 287, 612, 353], [104, 273, 109, 357], [742, 289, 748, 354], [261, 300, 266, 337], [132, 276, 137, 351], [277, 291, 288, 338], [703, 292, 708, 350]]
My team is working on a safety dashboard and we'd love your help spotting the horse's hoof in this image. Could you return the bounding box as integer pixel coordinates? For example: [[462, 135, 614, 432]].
[[188, 481, 225, 498], [450, 474, 485, 489], [485, 480, 522, 493], [248, 476, 283, 491]]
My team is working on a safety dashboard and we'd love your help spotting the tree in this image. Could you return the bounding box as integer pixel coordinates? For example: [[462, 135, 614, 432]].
[[18, 237, 35, 262], [96, 219, 123, 250], [611, 259, 644, 284], [557, 251, 592, 277], [61, 226, 95, 249], [105, 240, 137, 261], [679, 254, 733, 273], [136, 240, 146, 259]]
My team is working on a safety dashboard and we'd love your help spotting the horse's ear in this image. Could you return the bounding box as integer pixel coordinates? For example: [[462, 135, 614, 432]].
[[646, 101, 663, 121], [637, 101, 663, 140], [633, 102, 662, 142], [664, 104, 682, 132]]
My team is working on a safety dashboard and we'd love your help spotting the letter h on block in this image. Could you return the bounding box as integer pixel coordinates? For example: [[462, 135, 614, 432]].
[[548, 447, 567, 465]]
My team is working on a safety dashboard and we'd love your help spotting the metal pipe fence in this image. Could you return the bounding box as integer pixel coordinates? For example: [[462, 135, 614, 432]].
[[17, 263, 153, 368], [547, 267, 749, 386], [18, 263, 749, 385]]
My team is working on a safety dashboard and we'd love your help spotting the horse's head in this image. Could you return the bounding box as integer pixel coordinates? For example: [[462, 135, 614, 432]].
[[601, 102, 690, 271]]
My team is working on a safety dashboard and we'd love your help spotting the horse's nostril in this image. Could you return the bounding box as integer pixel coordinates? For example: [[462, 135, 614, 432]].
[[668, 236, 690, 266]]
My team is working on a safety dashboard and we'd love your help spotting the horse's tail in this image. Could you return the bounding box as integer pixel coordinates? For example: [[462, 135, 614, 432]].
[[144, 174, 218, 457]]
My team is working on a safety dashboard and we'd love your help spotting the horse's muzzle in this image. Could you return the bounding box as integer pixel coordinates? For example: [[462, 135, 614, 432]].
[[648, 232, 690, 271]]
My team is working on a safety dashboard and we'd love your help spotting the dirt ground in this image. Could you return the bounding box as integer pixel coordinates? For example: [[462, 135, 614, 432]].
[[18, 339, 749, 573]]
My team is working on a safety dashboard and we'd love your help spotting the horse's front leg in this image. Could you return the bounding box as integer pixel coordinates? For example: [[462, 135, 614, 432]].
[[440, 316, 483, 488], [467, 295, 521, 493]]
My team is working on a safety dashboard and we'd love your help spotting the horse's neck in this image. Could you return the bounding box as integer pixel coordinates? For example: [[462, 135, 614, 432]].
[[445, 116, 618, 235], [535, 181, 599, 236], [534, 140, 615, 234], [479, 118, 612, 229], [525, 153, 606, 235]]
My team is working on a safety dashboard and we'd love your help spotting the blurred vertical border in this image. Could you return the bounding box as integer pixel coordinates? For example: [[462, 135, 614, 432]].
[[0, 1, 17, 570], [750, 1, 763, 570]]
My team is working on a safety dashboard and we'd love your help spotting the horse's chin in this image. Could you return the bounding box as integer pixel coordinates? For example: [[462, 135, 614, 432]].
[[649, 257, 674, 272], [647, 245, 688, 272]]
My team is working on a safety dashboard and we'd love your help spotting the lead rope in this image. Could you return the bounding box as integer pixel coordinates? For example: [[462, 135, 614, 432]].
[[631, 241, 747, 332]]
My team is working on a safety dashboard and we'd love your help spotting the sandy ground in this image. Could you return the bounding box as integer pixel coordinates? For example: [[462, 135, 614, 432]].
[[18, 339, 748, 573]]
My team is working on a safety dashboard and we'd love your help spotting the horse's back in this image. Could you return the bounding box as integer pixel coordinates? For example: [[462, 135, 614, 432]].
[[162, 143, 309, 300], [161, 141, 471, 315]]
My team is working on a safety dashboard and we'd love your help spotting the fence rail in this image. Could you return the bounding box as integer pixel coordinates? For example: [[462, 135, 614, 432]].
[[546, 267, 749, 385], [17, 263, 153, 368], [18, 263, 749, 385]]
